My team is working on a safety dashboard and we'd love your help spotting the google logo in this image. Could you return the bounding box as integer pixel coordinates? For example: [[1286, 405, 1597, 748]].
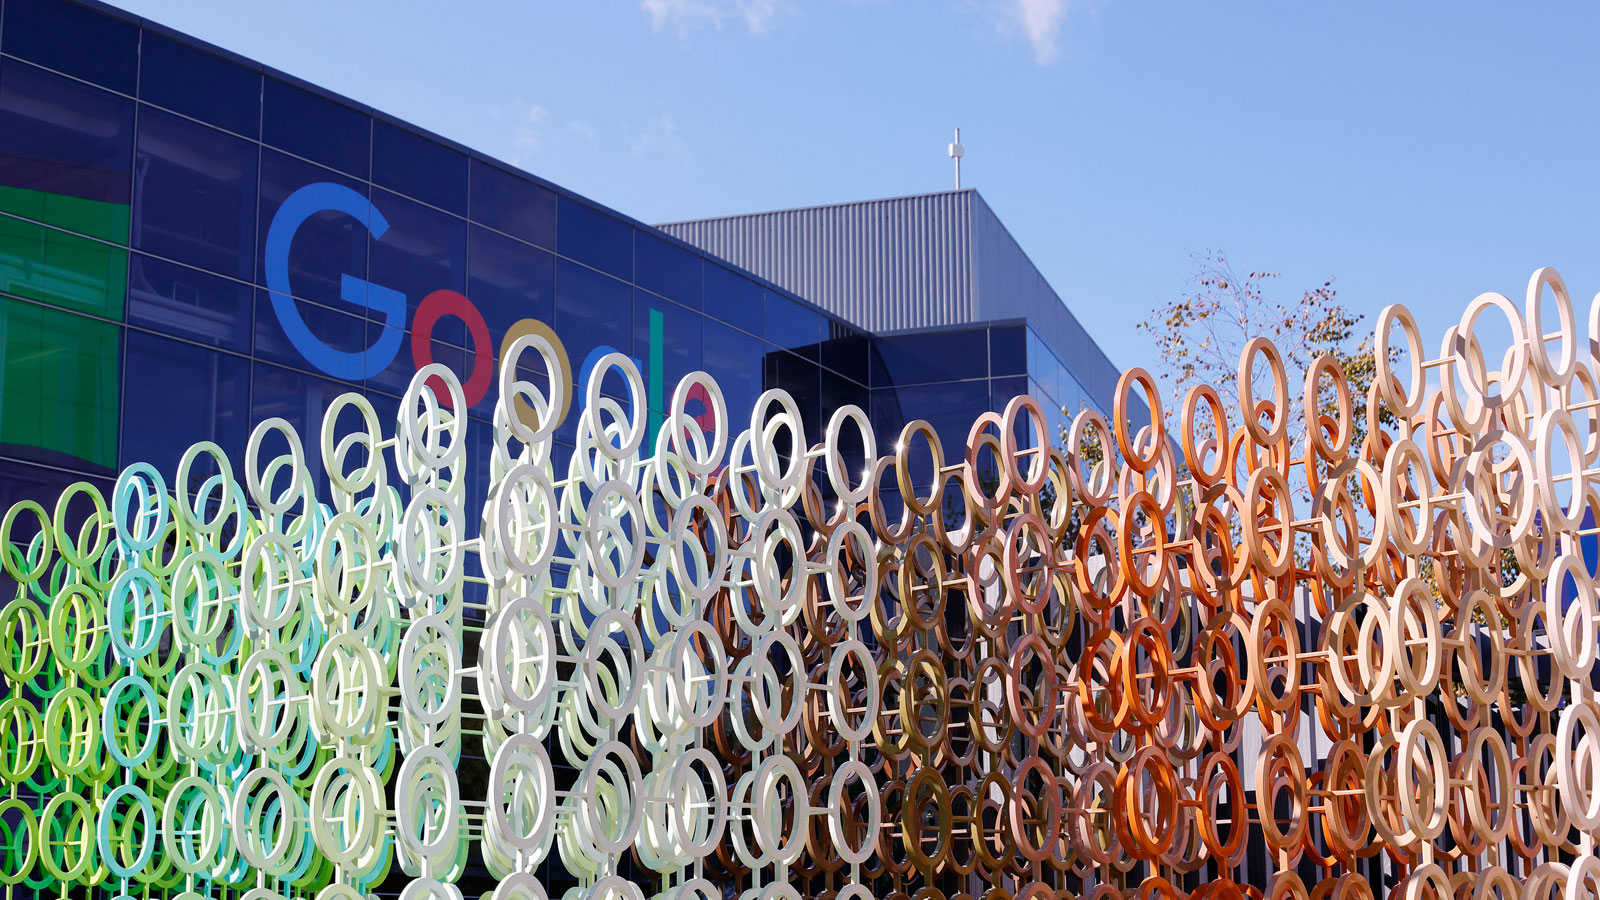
[[265, 182, 694, 429]]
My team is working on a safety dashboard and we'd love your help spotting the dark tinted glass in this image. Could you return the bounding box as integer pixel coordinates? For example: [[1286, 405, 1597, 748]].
[[133, 108, 258, 280], [819, 332, 869, 385], [468, 225, 553, 340], [703, 319, 765, 431], [0, 60, 133, 241], [373, 120, 467, 215], [127, 253, 253, 352], [1, 0, 137, 94], [257, 150, 369, 310], [873, 379, 991, 462], [553, 260, 632, 443], [362, 317, 412, 399], [367, 189, 466, 340], [121, 331, 250, 478], [634, 294, 703, 427], [250, 360, 356, 489], [704, 263, 761, 335], [262, 77, 369, 179], [766, 351, 820, 435], [990, 324, 1027, 376], [557, 196, 631, 280], [469, 159, 554, 249], [872, 329, 988, 387], [635, 231, 700, 309], [253, 286, 370, 377], [139, 31, 260, 137], [765, 291, 824, 359]]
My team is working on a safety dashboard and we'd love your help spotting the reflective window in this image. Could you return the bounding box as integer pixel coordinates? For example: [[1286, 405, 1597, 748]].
[[1, 0, 138, 94], [0, 216, 126, 318], [257, 150, 369, 310], [127, 253, 252, 352], [991, 324, 1027, 377], [765, 291, 824, 360], [872, 329, 987, 387], [704, 263, 761, 336], [249, 360, 355, 491], [367, 189, 467, 341], [635, 231, 701, 310], [765, 350, 820, 436], [363, 317, 413, 399], [469, 159, 554, 249], [819, 332, 869, 386], [134, 107, 258, 280], [871, 379, 991, 471], [373, 120, 467, 215], [121, 331, 249, 477], [0, 299, 119, 470], [467, 225, 553, 339], [703, 319, 764, 432], [557, 196, 632, 281], [253, 287, 369, 378], [555, 260, 632, 371], [0, 59, 133, 242], [262, 76, 369, 179], [139, 30, 260, 138], [634, 295, 702, 433]]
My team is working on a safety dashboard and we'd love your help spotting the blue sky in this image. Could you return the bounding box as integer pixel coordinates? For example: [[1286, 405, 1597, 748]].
[[111, 0, 1600, 375]]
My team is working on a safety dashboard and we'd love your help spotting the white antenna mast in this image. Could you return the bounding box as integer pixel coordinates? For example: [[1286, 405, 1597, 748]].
[[948, 127, 965, 189]]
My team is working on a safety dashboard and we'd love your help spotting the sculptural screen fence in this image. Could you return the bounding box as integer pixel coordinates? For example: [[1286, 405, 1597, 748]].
[[2, 268, 1598, 900]]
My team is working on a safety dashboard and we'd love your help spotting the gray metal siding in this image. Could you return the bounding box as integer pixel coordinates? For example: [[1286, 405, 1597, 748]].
[[658, 192, 978, 334], [969, 193, 1145, 427]]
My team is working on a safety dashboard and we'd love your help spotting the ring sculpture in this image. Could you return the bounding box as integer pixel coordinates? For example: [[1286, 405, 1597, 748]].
[[1, 267, 1599, 900]]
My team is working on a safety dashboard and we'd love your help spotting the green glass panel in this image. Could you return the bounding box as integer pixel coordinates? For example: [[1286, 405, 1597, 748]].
[[0, 185, 129, 244], [0, 298, 120, 469], [0, 216, 126, 320]]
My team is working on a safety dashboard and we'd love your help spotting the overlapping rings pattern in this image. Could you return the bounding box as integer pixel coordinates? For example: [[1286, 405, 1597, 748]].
[[5, 267, 1600, 900]]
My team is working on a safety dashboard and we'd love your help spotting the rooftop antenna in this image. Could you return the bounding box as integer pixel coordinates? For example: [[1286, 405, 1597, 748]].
[[948, 127, 965, 189]]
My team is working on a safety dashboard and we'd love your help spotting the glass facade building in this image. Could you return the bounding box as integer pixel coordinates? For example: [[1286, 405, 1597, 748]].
[[0, 0, 1082, 522]]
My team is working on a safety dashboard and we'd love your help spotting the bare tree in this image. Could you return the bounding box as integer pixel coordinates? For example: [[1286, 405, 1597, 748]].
[[1136, 249, 1389, 454]]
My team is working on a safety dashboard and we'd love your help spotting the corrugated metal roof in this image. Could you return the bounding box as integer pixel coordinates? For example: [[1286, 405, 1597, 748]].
[[658, 191, 977, 334], [659, 188, 1145, 427]]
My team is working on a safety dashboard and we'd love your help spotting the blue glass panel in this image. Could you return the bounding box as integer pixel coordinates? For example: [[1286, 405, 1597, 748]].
[[262, 77, 369, 179], [250, 360, 359, 492], [1, 0, 137, 94], [252, 287, 370, 378], [871, 329, 988, 387], [635, 231, 701, 310], [704, 263, 761, 336], [126, 254, 252, 352], [373, 120, 466, 215], [766, 350, 820, 437], [991, 376, 1028, 413], [0, 459, 112, 516], [0, 59, 134, 215], [873, 380, 992, 466], [468, 159, 554, 249], [819, 332, 869, 386], [702, 319, 764, 434], [554, 260, 632, 442], [990, 324, 1027, 377], [556, 196, 631, 280], [1025, 329, 1058, 401], [138, 30, 260, 138], [467, 225, 553, 339], [367, 188, 467, 341], [765, 291, 824, 360], [257, 150, 368, 310], [634, 294, 702, 429], [121, 331, 250, 481], [133, 107, 257, 280], [362, 317, 411, 399]]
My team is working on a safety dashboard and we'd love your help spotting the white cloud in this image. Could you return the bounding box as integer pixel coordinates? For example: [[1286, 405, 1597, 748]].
[[569, 121, 597, 140], [987, 0, 1071, 65], [640, 0, 788, 35], [629, 114, 679, 156]]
